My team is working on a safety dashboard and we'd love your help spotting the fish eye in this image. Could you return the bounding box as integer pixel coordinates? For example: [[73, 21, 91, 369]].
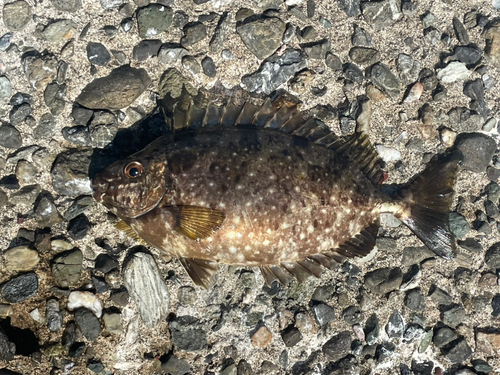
[[124, 161, 144, 179]]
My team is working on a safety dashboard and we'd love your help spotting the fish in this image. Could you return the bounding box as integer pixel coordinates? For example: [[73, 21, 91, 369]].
[[92, 97, 458, 288]]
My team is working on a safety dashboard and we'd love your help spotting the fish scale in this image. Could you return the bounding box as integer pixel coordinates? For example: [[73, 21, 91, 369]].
[[92, 97, 458, 287]]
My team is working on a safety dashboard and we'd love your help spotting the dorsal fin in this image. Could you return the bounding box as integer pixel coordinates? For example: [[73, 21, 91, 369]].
[[167, 98, 385, 185]]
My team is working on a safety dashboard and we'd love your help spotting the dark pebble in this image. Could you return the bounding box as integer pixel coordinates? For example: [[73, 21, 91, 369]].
[[74, 309, 101, 341], [433, 327, 458, 348], [419, 68, 438, 91], [68, 342, 85, 357], [0, 272, 38, 303], [492, 294, 500, 317], [169, 316, 207, 351], [453, 17, 470, 45], [351, 25, 372, 47], [64, 195, 94, 221], [342, 306, 363, 325], [10, 103, 32, 126], [281, 326, 302, 347], [472, 359, 493, 373], [454, 133, 497, 173], [367, 62, 400, 99], [343, 63, 364, 84], [385, 311, 404, 338], [173, 11, 189, 28], [405, 288, 425, 311], [46, 299, 63, 332], [236, 17, 285, 59], [201, 56, 216, 77], [0, 175, 19, 190], [0, 124, 22, 149], [453, 45, 483, 65], [136, 4, 173, 38], [365, 313, 380, 345], [103, 25, 118, 38], [95, 254, 119, 273], [67, 214, 90, 240], [403, 323, 425, 343], [33, 113, 57, 139], [442, 305, 466, 328], [92, 275, 109, 294], [44, 82, 66, 116], [9, 92, 32, 106], [121, 18, 133, 32], [322, 330, 351, 361], [337, 0, 360, 17], [86, 42, 111, 66], [442, 338, 472, 363], [428, 286, 453, 305], [376, 342, 395, 362], [325, 52, 342, 71], [0, 32, 14, 52], [71, 107, 93, 125], [161, 355, 192, 375], [62, 126, 92, 146], [364, 267, 403, 294], [312, 303, 335, 326], [349, 47, 380, 66], [87, 362, 105, 374], [301, 39, 330, 59], [411, 360, 434, 375], [132, 39, 162, 61], [181, 22, 207, 48]]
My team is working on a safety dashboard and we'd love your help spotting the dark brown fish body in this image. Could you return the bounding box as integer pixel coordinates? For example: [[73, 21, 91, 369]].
[[93, 100, 458, 286]]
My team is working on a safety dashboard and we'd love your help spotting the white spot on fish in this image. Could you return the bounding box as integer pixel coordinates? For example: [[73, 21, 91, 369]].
[[307, 225, 314, 234], [263, 240, 270, 246]]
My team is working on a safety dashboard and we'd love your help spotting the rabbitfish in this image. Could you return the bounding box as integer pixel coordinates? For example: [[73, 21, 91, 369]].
[[92, 99, 458, 287]]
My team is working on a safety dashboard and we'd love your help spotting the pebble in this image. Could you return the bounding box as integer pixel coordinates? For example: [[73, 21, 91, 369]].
[[405, 288, 425, 311], [464, 78, 488, 117], [86, 42, 111, 66], [368, 63, 400, 99], [136, 4, 173, 38], [421, 11, 435, 28], [62, 126, 91, 146], [9, 184, 41, 206], [44, 82, 66, 116], [352, 25, 373, 47], [349, 47, 380, 66], [437, 62, 472, 83], [46, 299, 63, 332], [0, 33, 13, 52], [419, 68, 438, 91], [0, 124, 22, 149], [10, 103, 32, 126], [342, 306, 363, 325], [453, 17, 469, 45], [302, 39, 330, 59], [181, 22, 207, 48], [0, 76, 12, 99], [429, 286, 452, 305], [3, 1, 31, 31], [236, 17, 285, 59], [103, 313, 122, 334], [376, 145, 401, 162], [411, 360, 433, 375], [385, 311, 404, 338], [325, 52, 342, 71], [71, 107, 93, 125], [158, 67, 197, 98], [449, 212, 470, 239], [281, 326, 302, 347], [337, 0, 360, 17], [312, 303, 335, 326], [43, 20, 77, 44], [50, 0, 82, 11], [0, 272, 38, 303], [485, 242, 500, 270], [23, 53, 58, 90], [343, 63, 364, 84], [0, 175, 19, 190], [120, 18, 133, 33], [442, 338, 472, 364], [158, 45, 188, 64], [182, 55, 201, 77], [201, 56, 217, 77], [67, 291, 102, 317], [169, 316, 207, 351], [67, 214, 91, 239], [403, 82, 423, 103], [361, 0, 401, 31], [76, 65, 151, 110], [242, 49, 308, 95], [51, 249, 83, 288], [161, 355, 192, 375], [397, 54, 421, 85], [74, 308, 101, 341], [442, 305, 466, 328], [89, 111, 118, 148], [452, 45, 483, 65], [453, 133, 496, 173], [132, 39, 162, 61], [209, 12, 230, 53], [440, 128, 456, 147], [364, 267, 403, 294], [4, 246, 40, 272], [448, 107, 483, 132], [433, 327, 458, 348], [322, 331, 351, 361], [251, 326, 273, 347], [34, 197, 62, 227], [123, 252, 170, 328]]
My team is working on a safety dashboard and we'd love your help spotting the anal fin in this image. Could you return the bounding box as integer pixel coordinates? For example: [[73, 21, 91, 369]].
[[329, 220, 379, 259], [180, 258, 218, 288]]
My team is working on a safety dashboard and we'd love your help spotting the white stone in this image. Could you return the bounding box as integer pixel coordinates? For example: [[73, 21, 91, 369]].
[[375, 145, 401, 162], [30, 308, 43, 323], [440, 128, 457, 147], [437, 62, 472, 83], [212, 0, 233, 7], [4, 246, 40, 271], [67, 291, 102, 318], [123, 252, 170, 328], [285, 0, 304, 5], [51, 239, 73, 252], [494, 0, 500, 10]]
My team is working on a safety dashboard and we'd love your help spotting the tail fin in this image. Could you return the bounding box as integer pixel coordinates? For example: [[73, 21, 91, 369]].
[[399, 154, 459, 259]]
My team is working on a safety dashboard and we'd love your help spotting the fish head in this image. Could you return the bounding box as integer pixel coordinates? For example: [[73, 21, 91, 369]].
[[92, 147, 171, 219]]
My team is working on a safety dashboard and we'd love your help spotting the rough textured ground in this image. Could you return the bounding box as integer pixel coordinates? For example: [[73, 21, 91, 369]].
[[0, 0, 500, 374]]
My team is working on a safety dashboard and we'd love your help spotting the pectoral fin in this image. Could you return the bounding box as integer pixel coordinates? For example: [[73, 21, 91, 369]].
[[168, 205, 225, 240]]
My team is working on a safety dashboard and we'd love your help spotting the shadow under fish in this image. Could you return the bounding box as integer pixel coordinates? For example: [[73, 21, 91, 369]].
[[91, 96, 459, 288]]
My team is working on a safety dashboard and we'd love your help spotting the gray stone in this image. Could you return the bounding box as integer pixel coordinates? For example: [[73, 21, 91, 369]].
[[62, 126, 92, 146], [322, 331, 351, 361], [132, 39, 162, 61], [361, 0, 401, 31], [51, 149, 92, 197], [0, 124, 22, 149], [64, 195, 94, 221], [9, 184, 41, 206], [342, 306, 363, 325], [50, 0, 82, 12], [209, 12, 231, 53], [442, 305, 466, 328], [397, 53, 420, 85], [312, 303, 335, 326], [325, 52, 342, 71], [181, 22, 207, 48], [76, 65, 151, 110], [367, 63, 400, 99], [161, 355, 192, 375], [44, 82, 66, 116], [22, 54, 58, 90], [67, 214, 90, 239], [86, 42, 111, 66], [51, 249, 83, 288], [442, 338, 472, 364], [485, 242, 500, 270], [35, 196, 62, 226], [0, 76, 12, 99], [123, 252, 170, 328], [448, 107, 484, 132], [385, 311, 404, 338], [182, 55, 201, 77], [0, 33, 13, 52], [3, 1, 31, 31], [242, 49, 308, 95], [464, 79, 488, 117], [43, 20, 77, 43], [10, 103, 32, 126], [449, 212, 470, 238], [236, 17, 285, 59], [453, 17, 469, 45], [336, 0, 360, 17], [0, 272, 38, 303], [74, 308, 101, 341], [136, 4, 173, 38], [89, 111, 118, 148], [352, 25, 372, 47], [453, 45, 483, 65], [364, 267, 403, 294], [158, 68, 197, 98], [169, 316, 207, 351], [433, 327, 457, 348], [429, 286, 453, 305], [201, 56, 216, 77], [301, 39, 330, 59], [405, 288, 425, 311], [454, 133, 497, 173], [349, 47, 380, 66], [158, 45, 189, 64], [281, 326, 302, 347], [0, 330, 15, 361], [46, 299, 63, 331]]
